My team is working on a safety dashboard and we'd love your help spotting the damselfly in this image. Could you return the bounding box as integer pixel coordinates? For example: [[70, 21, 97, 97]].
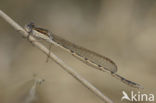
[[25, 23, 143, 89]]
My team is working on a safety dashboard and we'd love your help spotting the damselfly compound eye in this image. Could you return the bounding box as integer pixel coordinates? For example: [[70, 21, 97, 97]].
[[24, 22, 35, 33]]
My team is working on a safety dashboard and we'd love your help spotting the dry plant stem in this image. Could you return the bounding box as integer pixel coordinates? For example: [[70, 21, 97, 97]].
[[0, 10, 113, 103]]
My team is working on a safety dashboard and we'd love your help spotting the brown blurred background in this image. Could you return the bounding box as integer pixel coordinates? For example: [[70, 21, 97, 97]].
[[0, 0, 156, 103]]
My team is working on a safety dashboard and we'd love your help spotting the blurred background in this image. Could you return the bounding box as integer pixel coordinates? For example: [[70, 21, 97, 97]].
[[0, 0, 156, 103]]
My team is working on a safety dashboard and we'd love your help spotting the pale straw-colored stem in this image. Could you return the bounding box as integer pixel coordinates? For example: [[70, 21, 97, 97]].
[[0, 10, 114, 103]]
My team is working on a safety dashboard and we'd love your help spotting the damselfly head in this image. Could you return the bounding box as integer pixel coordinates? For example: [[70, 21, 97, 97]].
[[24, 22, 35, 33]]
